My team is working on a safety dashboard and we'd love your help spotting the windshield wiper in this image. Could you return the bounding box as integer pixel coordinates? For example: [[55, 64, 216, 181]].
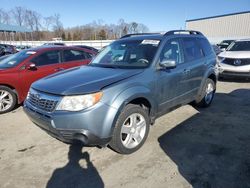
[[90, 64, 119, 69]]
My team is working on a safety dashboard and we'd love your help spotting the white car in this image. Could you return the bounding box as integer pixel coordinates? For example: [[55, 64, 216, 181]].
[[217, 39, 250, 78]]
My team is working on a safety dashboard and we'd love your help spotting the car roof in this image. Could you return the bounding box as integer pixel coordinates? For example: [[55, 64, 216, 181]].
[[235, 39, 250, 42], [26, 45, 87, 52], [118, 32, 205, 42], [118, 34, 164, 42]]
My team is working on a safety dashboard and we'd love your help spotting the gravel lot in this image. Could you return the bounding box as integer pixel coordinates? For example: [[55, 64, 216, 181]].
[[0, 80, 250, 188]]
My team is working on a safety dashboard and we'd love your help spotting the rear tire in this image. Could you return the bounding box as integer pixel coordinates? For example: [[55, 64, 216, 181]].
[[0, 86, 17, 114], [109, 104, 150, 154], [195, 78, 215, 108]]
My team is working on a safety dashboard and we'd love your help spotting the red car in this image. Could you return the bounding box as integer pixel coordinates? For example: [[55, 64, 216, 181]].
[[0, 46, 96, 114]]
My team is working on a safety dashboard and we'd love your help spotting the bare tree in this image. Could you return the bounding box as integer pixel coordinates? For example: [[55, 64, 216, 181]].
[[43, 16, 54, 31], [137, 23, 149, 33], [12, 6, 26, 26], [53, 14, 64, 37], [0, 9, 11, 24]]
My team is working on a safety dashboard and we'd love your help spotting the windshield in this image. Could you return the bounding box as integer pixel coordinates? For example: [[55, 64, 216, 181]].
[[90, 39, 160, 68], [227, 41, 250, 51], [0, 50, 34, 69], [220, 40, 233, 45]]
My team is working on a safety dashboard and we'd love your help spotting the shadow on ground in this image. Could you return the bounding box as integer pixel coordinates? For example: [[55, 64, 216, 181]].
[[158, 89, 250, 188], [46, 145, 104, 188]]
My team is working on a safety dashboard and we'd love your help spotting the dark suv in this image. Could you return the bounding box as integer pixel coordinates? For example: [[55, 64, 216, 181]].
[[24, 30, 218, 154]]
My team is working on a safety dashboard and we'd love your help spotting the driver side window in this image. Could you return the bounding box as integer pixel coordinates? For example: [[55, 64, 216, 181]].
[[160, 39, 182, 64]]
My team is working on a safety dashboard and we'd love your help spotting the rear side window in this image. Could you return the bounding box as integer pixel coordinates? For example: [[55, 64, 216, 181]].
[[63, 50, 87, 62], [31, 50, 60, 66], [197, 38, 213, 56], [182, 38, 203, 61]]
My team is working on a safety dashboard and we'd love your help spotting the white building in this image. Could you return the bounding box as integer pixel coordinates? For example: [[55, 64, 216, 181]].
[[186, 11, 250, 43]]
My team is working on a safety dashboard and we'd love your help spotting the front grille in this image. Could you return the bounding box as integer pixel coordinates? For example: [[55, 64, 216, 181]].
[[28, 92, 58, 112], [222, 71, 250, 75], [223, 58, 250, 66]]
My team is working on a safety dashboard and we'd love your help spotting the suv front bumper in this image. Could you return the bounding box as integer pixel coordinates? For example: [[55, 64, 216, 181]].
[[23, 100, 115, 146], [218, 63, 250, 78]]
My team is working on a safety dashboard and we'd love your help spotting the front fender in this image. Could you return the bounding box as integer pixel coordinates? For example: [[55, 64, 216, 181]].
[[102, 86, 157, 137], [111, 86, 157, 114]]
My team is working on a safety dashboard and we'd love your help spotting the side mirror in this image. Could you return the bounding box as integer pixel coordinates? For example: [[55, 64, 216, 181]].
[[159, 60, 176, 69], [27, 63, 37, 70]]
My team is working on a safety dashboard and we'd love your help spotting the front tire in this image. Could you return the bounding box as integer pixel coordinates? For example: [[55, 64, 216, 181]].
[[195, 78, 215, 108], [109, 104, 150, 154], [0, 86, 17, 114]]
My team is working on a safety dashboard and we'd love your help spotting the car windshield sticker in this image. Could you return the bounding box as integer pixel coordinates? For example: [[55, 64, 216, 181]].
[[26, 51, 36, 55], [130, 54, 136, 59], [141, 40, 160, 46]]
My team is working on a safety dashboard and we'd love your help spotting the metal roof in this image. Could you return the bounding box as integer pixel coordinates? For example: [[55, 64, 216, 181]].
[[0, 23, 32, 32], [186, 11, 250, 22]]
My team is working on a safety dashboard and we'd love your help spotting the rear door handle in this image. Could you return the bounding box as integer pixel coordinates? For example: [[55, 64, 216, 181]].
[[183, 69, 190, 74], [55, 67, 65, 72]]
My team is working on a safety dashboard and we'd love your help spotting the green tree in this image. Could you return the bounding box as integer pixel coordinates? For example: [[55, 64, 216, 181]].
[[98, 29, 106, 40], [67, 32, 72, 41], [61, 32, 66, 40]]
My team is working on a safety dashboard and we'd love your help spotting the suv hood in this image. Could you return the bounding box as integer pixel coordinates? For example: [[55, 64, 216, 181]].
[[32, 66, 144, 95], [218, 51, 250, 59]]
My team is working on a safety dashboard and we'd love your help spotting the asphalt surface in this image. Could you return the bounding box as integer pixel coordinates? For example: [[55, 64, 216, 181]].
[[0, 80, 250, 188]]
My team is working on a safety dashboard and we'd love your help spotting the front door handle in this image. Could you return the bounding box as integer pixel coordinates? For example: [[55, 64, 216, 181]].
[[55, 68, 65, 72]]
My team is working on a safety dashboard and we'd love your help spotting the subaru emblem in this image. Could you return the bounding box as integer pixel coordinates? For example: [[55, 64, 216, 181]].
[[35, 94, 41, 99]]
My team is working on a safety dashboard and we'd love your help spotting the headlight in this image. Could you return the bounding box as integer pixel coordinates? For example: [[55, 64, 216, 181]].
[[56, 92, 103, 111], [217, 56, 225, 63]]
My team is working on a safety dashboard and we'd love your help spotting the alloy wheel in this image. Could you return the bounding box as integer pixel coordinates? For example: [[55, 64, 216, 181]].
[[0, 90, 13, 112], [120, 113, 147, 149]]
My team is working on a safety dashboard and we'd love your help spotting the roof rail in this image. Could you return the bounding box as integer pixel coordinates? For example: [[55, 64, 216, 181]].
[[164, 30, 203, 36], [120, 33, 161, 39]]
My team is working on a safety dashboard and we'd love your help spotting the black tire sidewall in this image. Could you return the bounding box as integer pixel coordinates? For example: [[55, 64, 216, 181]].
[[110, 104, 150, 154], [198, 78, 215, 107], [0, 86, 17, 114]]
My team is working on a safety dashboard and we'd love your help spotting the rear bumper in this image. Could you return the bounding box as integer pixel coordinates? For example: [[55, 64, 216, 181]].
[[23, 101, 113, 146]]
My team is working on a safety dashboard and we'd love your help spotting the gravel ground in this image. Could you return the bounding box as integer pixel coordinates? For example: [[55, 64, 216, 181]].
[[0, 80, 250, 188]]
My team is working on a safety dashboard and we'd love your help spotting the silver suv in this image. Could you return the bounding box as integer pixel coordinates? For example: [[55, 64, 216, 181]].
[[218, 39, 250, 78], [24, 30, 217, 154]]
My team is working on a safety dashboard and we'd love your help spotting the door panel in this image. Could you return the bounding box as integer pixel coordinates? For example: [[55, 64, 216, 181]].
[[156, 38, 189, 113], [181, 37, 206, 97], [61, 49, 91, 69], [19, 50, 61, 96]]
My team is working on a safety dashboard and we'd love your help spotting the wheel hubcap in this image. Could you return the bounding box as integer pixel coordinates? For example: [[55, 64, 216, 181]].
[[205, 83, 214, 104], [0, 90, 13, 112], [120, 113, 146, 149]]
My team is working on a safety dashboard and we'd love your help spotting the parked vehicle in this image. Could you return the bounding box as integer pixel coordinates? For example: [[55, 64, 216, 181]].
[[0, 44, 17, 55], [16, 45, 32, 52], [217, 39, 250, 78], [43, 42, 65, 46], [212, 44, 221, 55], [0, 46, 95, 114], [0, 46, 5, 56], [24, 30, 217, 154], [217, 40, 234, 50], [74, 45, 99, 53], [0, 54, 11, 61]]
